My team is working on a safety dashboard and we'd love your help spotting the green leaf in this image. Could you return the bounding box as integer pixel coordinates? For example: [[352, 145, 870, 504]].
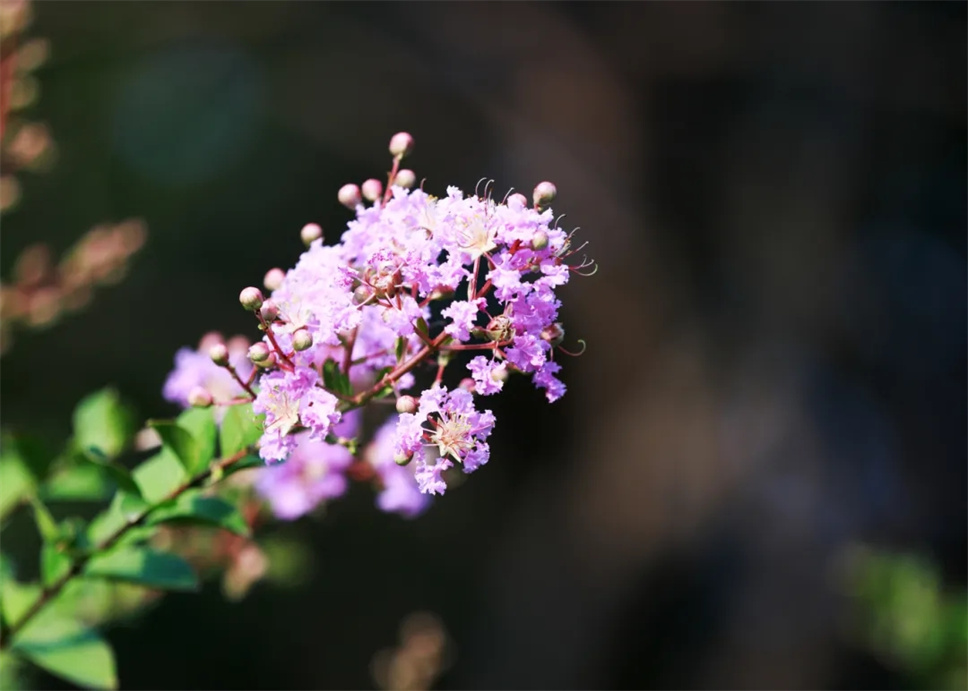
[[0, 579, 40, 626], [14, 625, 118, 689], [146, 421, 196, 471], [84, 492, 146, 547], [219, 404, 263, 457], [132, 450, 186, 504], [41, 544, 71, 587], [176, 407, 217, 472], [146, 491, 250, 537], [72, 389, 135, 461], [322, 359, 353, 398], [28, 496, 60, 543], [221, 454, 264, 479], [147, 408, 216, 475], [0, 444, 34, 519], [84, 547, 198, 591], [41, 463, 111, 502]]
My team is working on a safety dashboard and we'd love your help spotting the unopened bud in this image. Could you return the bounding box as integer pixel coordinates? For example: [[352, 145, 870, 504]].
[[389, 132, 414, 159], [264, 268, 285, 292], [485, 314, 514, 343], [541, 322, 565, 347], [507, 193, 528, 210], [259, 352, 278, 368], [248, 342, 271, 363], [394, 169, 416, 189], [300, 223, 323, 247], [259, 300, 280, 322], [198, 331, 224, 352], [292, 328, 313, 351], [361, 178, 383, 202], [532, 181, 557, 208], [188, 386, 213, 408], [239, 286, 264, 311], [352, 285, 372, 305], [394, 452, 413, 466], [395, 395, 418, 414], [209, 343, 230, 366], [338, 183, 362, 209], [459, 377, 476, 392], [531, 230, 549, 251]]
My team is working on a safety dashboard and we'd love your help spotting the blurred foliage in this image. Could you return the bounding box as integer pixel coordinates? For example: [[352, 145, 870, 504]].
[[842, 545, 967, 690]]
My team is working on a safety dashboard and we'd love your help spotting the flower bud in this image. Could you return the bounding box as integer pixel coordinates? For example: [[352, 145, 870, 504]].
[[263, 268, 285, 292], [198, 331, 224, 352], [300, 223, 323, 247], [292, 328, 313, 352], [395, 395, 418, 414], [459, 377, 476, 392], [209, 343, 230, 366], [507, 193, 528, 210], [352, 285, 372, 305], [394, 452, 413, 466], [239, 286, 264, 311], [532, 181, 557, 208], [485, 314, 514, 343], [259, 352, 278, 368], [188, 386, 213, 408], [394, 169, 416, 189], [338, 183, 362, 209], [248, 342, 271, 363], [389, 132, 414, 159], [541, 322, 565, 347], [531, 230, 549, 251], [259, 299, 280, 322], [361, 178, 383, 202]]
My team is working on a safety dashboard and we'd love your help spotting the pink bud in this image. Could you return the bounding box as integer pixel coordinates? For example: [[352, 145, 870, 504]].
[[533, 181, 557, 208], [395, 395, 418, 414], [300, 223, 323, 247], [292, 328, 313, 352], [248, 342, 271, 363], [209, 343, 229, 366], [239, 287, 264, 311], [263, 268, 285, 292], [507, 193, 528, 210], [188, 386, 213, 408], [338, 183, 362, 209], [361, 178, 383, 202], [389, 132, 414, 158], [459, 377, 476, 392], [394, 169, 416, 189], [259, 300, 279, 322]]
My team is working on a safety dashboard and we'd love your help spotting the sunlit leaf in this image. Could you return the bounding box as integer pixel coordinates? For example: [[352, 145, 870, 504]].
[[72, 389, 135, 461], [13, 623, 118, 689], [84, 547, 198, 592], [146, 490, 250, 537], [219, 404, 262, 457], [132, 450, 186, 504]]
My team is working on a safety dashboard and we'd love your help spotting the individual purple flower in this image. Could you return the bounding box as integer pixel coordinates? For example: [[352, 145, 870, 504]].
[[253, 368, 341, 462], [441, 298, 485, 341], [533, 360, 566, 402], [467, 355, 506, 395], [392, 385, 495, 495], [254, 433, 353, 520], [364, 415, 430, 518]]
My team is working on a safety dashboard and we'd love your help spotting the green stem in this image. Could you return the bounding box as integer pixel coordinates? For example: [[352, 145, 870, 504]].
[[0, 447, 254, 651]]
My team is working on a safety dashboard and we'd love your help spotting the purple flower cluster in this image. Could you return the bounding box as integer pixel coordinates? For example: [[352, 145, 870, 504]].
[[162, 132, 592, 513]]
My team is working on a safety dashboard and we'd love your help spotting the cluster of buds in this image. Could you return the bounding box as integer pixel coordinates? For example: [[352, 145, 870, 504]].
[[1, 0, 54, 213], [163, 132, 594, 518], [0, 219, 147, 354]]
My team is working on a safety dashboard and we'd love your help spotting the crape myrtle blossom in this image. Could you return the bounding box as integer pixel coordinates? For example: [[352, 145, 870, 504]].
[[164, 132, 593, 511]]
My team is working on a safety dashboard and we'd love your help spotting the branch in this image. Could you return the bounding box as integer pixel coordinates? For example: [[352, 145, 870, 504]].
[[0, 447, 254, 650]]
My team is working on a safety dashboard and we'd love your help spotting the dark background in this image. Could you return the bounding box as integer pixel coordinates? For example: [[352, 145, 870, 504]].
[[2, 2, 965, 689]]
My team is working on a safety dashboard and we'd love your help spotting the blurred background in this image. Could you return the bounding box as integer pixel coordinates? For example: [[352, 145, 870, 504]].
[[1, 1, 965, 689]]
